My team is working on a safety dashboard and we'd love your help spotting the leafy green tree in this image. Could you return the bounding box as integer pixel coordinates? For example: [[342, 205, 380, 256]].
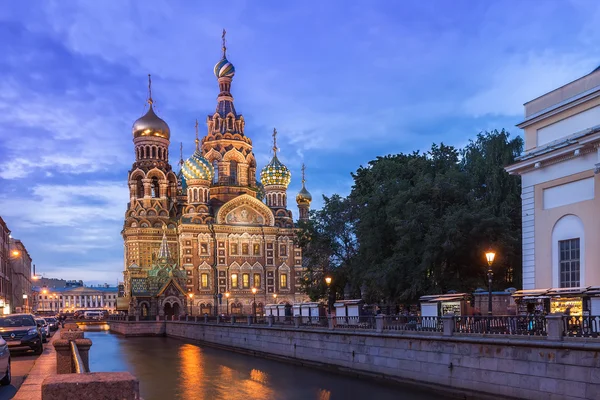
[[295, 195, 357, 302], [298, 129, 523, 307]]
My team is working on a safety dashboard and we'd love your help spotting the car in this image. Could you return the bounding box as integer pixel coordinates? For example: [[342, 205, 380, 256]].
[[35, 318, 51, 343], [0, 314, 43, 355], [0, 337, 11, 386], [45, 317, 59, 332]]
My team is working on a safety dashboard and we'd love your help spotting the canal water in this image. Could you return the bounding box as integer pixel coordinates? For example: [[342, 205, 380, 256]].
[[87, 331, 453, 400]]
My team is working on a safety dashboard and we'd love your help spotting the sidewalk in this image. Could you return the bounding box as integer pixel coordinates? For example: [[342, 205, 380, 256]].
[[12, 331, 58, 400]]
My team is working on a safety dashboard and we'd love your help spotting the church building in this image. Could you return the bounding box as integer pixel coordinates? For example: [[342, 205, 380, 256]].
[[119, 32, 311, 318]]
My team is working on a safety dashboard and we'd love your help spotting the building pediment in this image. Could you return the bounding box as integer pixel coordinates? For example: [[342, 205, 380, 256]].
[[216, 194, 274, 226]]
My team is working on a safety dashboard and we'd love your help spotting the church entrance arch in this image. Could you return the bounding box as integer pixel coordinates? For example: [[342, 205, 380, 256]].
[[164, 303, 173, 316], [173, 302, 180, 316]]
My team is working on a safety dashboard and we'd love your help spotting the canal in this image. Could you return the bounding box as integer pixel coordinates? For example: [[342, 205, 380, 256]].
[[87, 330, 454, 400]]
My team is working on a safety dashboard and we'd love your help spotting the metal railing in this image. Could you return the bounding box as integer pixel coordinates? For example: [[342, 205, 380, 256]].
[[454, 315, 547, 336], [563, 316, 600, 338], [332, 316, 376, 330], [71, 341, 88, 374], [383, 316, 442, 332]]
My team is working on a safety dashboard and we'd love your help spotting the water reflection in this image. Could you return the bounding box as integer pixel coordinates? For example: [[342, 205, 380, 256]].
[[179, 344, 204, 399], [87, 331, 452, 400]]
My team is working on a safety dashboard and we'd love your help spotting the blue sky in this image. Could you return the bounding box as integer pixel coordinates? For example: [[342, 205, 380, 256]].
[[1, 1, 599, 286]]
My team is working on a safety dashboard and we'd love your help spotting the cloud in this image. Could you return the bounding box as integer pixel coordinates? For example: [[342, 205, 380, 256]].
[[462, 52, 598, 117]]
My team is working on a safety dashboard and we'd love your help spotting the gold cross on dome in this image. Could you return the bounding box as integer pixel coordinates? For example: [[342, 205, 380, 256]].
[[195, 119, 200, 151], [272, 128, 278, 156]]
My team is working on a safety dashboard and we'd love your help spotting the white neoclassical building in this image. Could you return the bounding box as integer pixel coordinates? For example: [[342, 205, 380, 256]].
[[507, 66, 600, 290]]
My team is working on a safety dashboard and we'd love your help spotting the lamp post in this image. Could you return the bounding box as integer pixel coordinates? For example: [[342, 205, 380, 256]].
[[251, 287, 257, 318], [485, 250, 496, 316], [22, 294, 28, 314], [325, 276, 332, 315], [188, 293, 194, 316], [225, 292, 230, 315], [54, 295, 59, 314]]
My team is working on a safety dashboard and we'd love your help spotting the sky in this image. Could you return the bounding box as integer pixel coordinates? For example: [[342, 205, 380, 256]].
[[1, 0, 599, 286]]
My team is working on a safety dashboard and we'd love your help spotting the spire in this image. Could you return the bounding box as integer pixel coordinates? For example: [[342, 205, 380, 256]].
[[179, 142, 184, 167], [222, 29, 227, 58], [147, 74, 153, 106], [195, 119, 200, 152], [301, 163, 306, 186], [272, 128, 278, 157], [158, 224, 171, 260]]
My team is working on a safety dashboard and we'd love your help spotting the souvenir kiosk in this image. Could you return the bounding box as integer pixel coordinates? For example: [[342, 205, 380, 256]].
[[547, 287, 589, 316], [299, 302, 325, 323], [419, 293, 472, 317], [333, 299, 364, 325], [511, 289, 550, 315]]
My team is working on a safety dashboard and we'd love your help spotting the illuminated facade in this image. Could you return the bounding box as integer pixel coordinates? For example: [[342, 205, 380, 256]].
[[33, 285, 118, 314], [121, 32, 311, 317]]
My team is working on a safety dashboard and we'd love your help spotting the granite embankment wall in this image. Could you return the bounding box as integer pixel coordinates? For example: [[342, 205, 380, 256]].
[[109, 321, 165, 337], [109, 320, 600, 400]]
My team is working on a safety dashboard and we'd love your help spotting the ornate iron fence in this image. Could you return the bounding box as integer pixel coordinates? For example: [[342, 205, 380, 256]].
[[383, 316, 442, 332], [563, 316, 600, 338], [454, 315, 547, 336]]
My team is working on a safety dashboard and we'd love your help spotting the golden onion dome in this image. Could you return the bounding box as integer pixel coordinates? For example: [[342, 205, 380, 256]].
[[132, 105, 170, 140], [296, 184, 312, 204], [260, 155, 291, 188]]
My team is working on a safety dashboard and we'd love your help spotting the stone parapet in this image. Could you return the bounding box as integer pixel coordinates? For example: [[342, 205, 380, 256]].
[[41, 372, 140, 400], [164, 320, 600, 400], [53, 339, 92, 374]]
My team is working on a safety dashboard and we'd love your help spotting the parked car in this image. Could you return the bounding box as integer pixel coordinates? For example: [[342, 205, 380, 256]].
[[0, 314, 43, 355], [45, 317, 59, 332], [35, 318, 51, 343], [0, 337, 11, 386]]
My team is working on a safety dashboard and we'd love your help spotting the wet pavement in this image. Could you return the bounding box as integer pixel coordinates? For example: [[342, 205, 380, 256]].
[[88, 330, 455, 400]]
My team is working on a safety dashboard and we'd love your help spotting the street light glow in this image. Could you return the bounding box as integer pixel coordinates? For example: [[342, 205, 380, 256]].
[[485, 251, 496, 266], [188, 293, 194, 299], [325, 276, 332, 285], [251, 287, 257, 295], [11, 250, 20, 257], [225, 292, 230, 298]]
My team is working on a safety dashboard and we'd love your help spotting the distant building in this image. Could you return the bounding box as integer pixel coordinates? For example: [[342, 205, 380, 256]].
[[36, 278, 83, 289], [9, 239, 32, 313], [0, 218, 10, 314], [33, 285, 119, 314], [507, 66, 600, 289]]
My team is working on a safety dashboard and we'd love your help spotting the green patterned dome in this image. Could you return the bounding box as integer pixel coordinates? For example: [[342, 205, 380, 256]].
[[260, 155, 291, 188], [181, 150, 214, 182]]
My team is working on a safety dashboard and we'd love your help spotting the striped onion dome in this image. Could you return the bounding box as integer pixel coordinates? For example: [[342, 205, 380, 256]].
[[181, 150, 214, 182], [214, 57, 235, 78], [260, 155, 291, 188]]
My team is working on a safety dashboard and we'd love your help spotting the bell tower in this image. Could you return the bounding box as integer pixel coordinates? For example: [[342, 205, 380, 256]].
[[123, 76, 178, 270]]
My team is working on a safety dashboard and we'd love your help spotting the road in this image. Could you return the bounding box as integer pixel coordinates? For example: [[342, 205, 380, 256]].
[[0, 332, 56, 400]]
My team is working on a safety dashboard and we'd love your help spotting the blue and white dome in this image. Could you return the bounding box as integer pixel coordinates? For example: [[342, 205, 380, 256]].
[[214, 57, 235, 79], [181, 150, 214, 182]]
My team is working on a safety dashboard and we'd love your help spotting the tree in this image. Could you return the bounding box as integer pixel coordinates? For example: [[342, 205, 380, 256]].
[[295, 195, 357, 301], [297, 129, 523, 307]]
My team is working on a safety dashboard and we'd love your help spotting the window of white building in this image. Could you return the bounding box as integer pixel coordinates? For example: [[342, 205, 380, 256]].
[[559, 239, 580, 288]]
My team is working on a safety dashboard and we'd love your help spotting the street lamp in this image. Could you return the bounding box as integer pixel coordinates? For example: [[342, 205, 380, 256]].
[[325, 276, 332, 315], [273, 293, 277, 302], [225, 292, 230, 315], [485, 250, 496, 316], [188, 293, 194, 316], [251, 287, 257, 318]]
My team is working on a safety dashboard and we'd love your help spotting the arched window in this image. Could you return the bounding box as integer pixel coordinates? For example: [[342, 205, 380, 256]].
[[230, 161, 237, 184], [214, 118, 219, 131], [213, 161, 219, 184], [136, 178, 144, 198], [151, 177, 159, 198]]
